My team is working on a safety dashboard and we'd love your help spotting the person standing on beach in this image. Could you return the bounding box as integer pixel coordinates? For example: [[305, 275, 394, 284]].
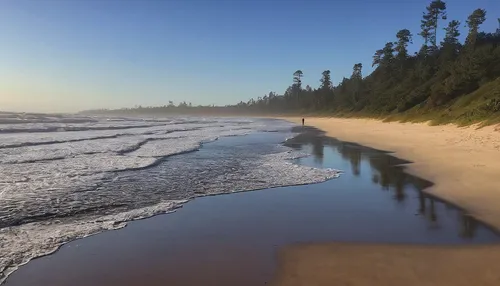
[[302, 118, 305, 126]]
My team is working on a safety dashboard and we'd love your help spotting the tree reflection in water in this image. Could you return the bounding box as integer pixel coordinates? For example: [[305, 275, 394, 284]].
[[310, 134, 324, 165], [284, 126, 481, 238], [460, 213, 478, 238]]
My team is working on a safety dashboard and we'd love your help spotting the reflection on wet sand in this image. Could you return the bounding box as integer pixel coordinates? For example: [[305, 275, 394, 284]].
[[460, 213, 478, 238], [285, 126, 484, 239]]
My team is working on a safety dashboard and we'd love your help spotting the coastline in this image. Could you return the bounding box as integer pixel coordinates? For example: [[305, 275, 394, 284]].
[[280, 117, 500, 231]]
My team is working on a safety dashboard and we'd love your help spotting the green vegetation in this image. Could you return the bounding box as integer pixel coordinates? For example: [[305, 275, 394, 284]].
[[84, 1, 500, 126]]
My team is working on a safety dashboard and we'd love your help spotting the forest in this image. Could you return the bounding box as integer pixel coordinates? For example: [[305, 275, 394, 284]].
[[84, 0, 500, 125]]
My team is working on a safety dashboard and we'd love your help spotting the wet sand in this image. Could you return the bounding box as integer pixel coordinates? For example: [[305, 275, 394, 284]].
[[272, 242, 500, 286], [5, 129, 499, 286]]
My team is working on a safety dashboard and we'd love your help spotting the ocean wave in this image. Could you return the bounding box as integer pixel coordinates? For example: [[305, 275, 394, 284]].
[[0, 114, 97, 125], [0, 122, 172, 134], [0, 125, 269, 226], [127, 138, 206, 158], [0, 124, 209, 149]]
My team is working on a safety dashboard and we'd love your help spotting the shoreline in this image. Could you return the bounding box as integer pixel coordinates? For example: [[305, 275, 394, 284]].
[[279, 117, 500, 232]]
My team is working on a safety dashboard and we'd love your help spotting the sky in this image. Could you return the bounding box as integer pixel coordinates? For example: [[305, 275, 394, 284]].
[[1, 0, 499, 113]]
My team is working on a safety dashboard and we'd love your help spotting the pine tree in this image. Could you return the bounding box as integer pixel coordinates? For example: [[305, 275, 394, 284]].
[[372, 49, 384, 67], [318, 70, 333, 108], [441, 20, 461, 60], [382, 42, 395, 65], [420, 0, 447, 52], [395, 29, 413, 60], [351, 63, 363, 80], [466, 9, 487, 48], [293, 70, 303, 89], [351, 63, 363, 104], [292, 70, 303, 108], [442, 20, 461, 46], [320, 70, 332, 90]]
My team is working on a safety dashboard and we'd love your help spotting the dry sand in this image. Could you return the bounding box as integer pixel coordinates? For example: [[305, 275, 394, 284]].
[[273, 117, 500, 286]]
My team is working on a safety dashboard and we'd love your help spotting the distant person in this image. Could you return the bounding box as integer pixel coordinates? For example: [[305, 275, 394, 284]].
[[302, 118, 305, 126]]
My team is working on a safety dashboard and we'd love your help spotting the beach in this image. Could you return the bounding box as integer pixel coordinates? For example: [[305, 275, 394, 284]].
[[2, 115, 500, 285], [271, 117, 500, 286]]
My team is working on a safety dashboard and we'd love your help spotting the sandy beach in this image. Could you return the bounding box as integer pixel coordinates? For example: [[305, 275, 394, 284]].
[[272, 117, 500, 286]]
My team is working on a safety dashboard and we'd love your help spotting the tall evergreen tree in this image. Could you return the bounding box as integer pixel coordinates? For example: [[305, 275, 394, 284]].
[[395, 29, 413, 60], [420, 0, 447, 50], [293, 70, 303, 89], [292, 70, 303, 107], [320, 70, 332, 90], [419, 25, 431, 50], [440, 20, 461, 61], [318, 70, 333, 108], [442, 20, 461, 46], [465, 9, 487, 48], [382, 42, 395, 65], [351, 63, 363, 104], [351, 63, 363, 80], [372, 49, 384, 67]]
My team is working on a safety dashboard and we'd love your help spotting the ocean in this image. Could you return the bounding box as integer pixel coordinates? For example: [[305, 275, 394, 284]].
[[0, 113, 339, 282]]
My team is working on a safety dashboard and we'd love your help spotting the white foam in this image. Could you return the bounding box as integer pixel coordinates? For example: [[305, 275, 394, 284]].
[[0, 122, 222, 149], [0, 137, 147, 163], [193, 150, 340, 196], [0, 200, 187, 284], [128, 138, 205, 158], [0, 154, 157, 184]]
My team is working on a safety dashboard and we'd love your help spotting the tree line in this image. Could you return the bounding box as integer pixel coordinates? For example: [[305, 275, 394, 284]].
[[83, 1, 500, 125]]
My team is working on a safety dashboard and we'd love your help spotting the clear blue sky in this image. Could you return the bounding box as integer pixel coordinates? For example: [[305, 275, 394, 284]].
[[1, 0, 499, 112]]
